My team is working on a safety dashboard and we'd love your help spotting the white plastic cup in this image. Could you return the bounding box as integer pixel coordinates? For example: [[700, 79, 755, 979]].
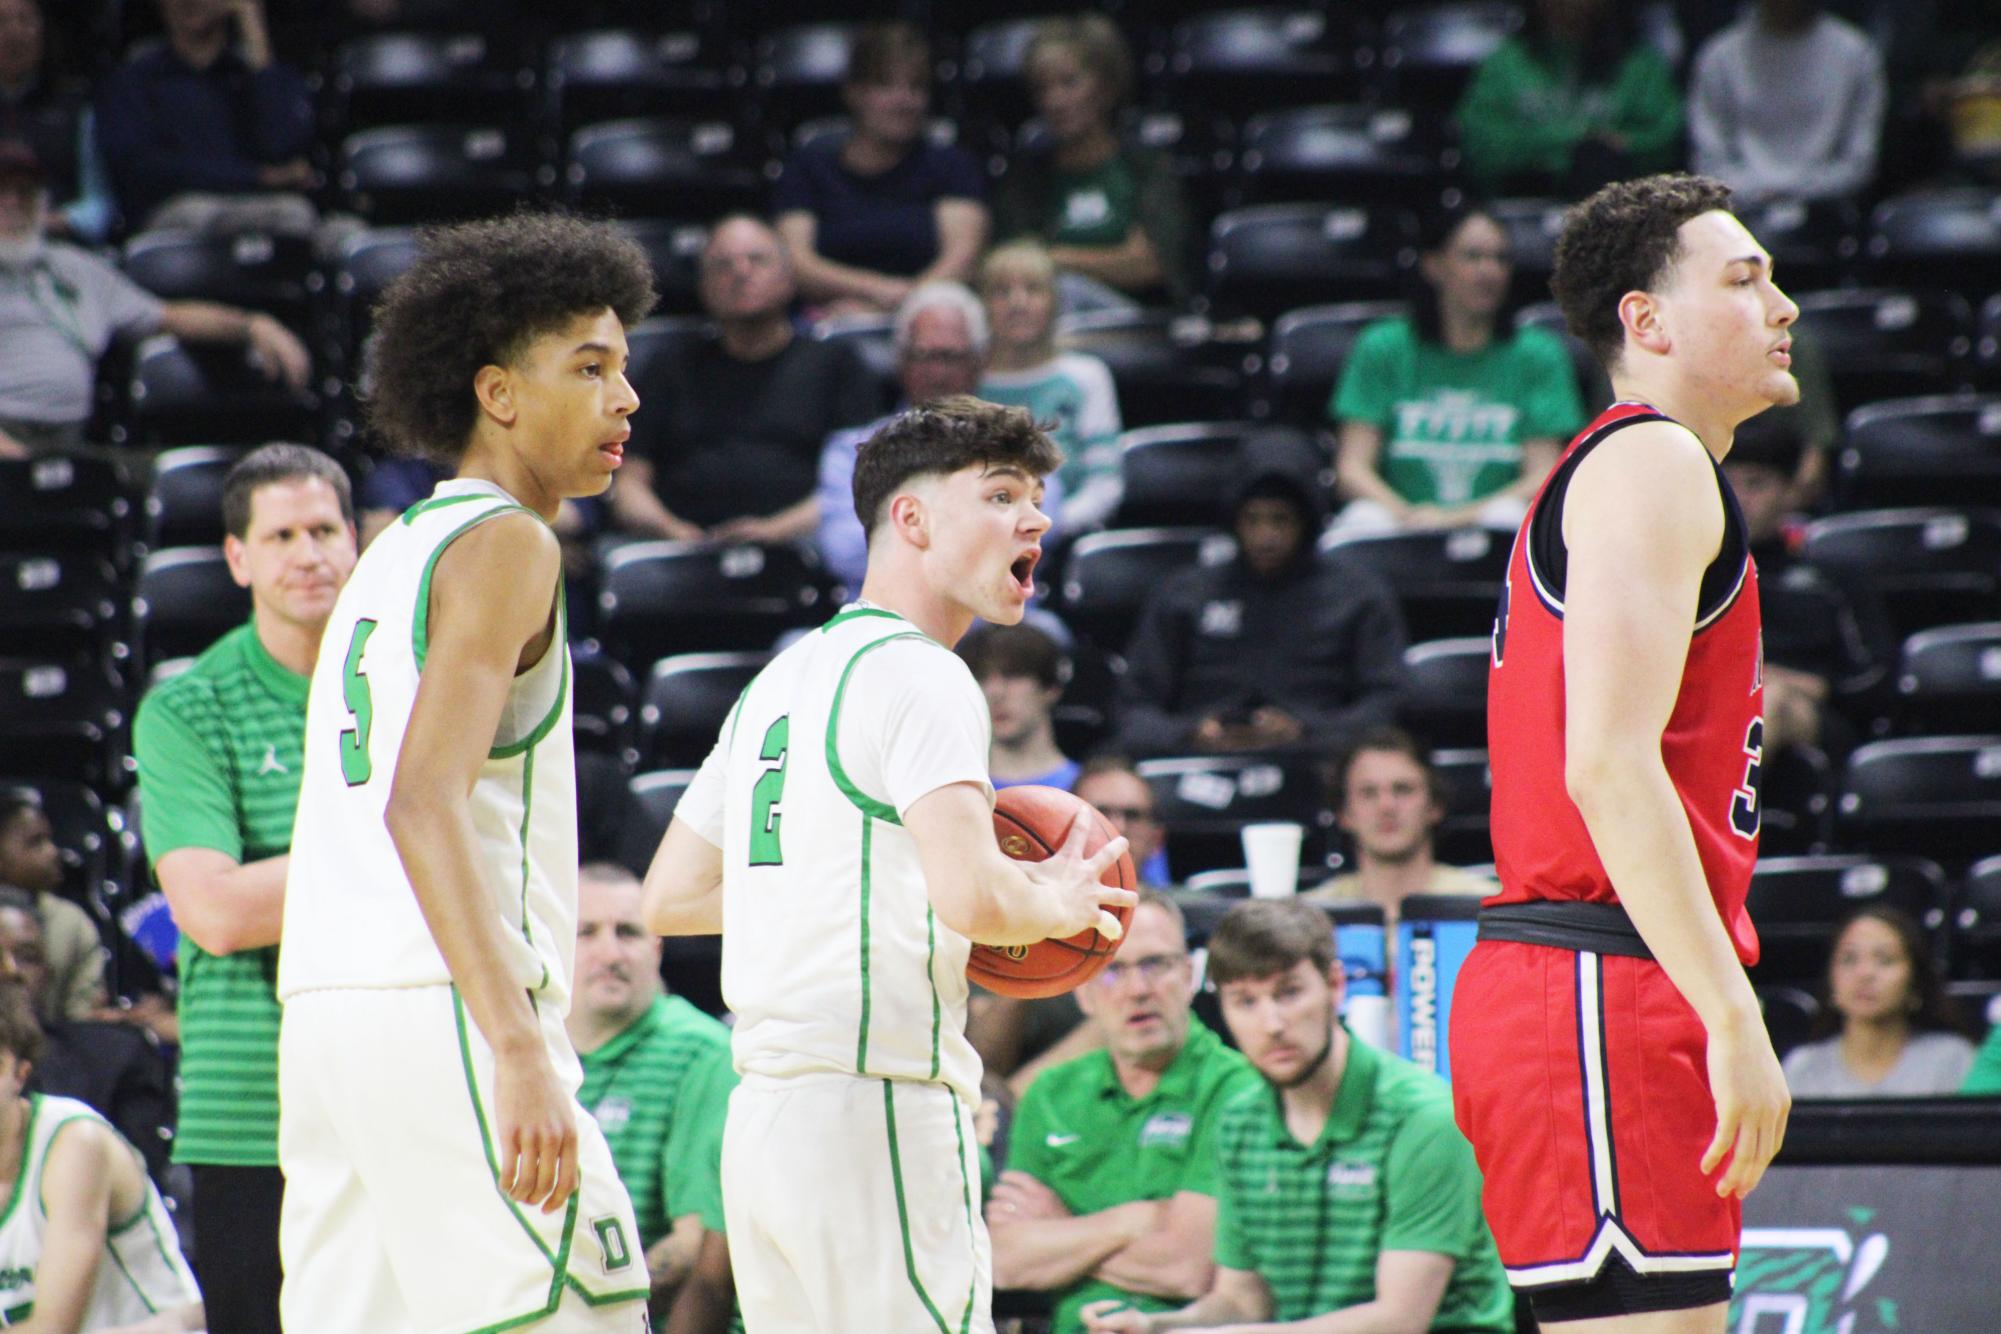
[[1345, 993, 1391, 1050], [1239, 822, 1304, 899]]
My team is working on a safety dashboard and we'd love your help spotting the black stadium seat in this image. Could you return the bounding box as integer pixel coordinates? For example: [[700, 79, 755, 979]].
[[1792, 288, 1973, 413], [1867, 189, 2001, 298], [1980, 294, 2001, 387], [1232, 105, 1447, 210], [1136, 751, 1334, 880], [133, 547, 250, 670], [564, 118, 766, 219], [1800, 508, 2001, 641], [121, 230, 314, 327], [1260, 300, 1406, 427], [613, 219, 710, 318], [1320, 525, 1509, 642], [1115, 422, 1317, 529], [1953, 857, 2001, 979], [337, 124, 537, 226], [1487, 197, 1567, 310], [617, 768, 698, 883], [544, 28, 730, 134], [1400, 637, 1491, 749], [1164, 9, 1370, 124], [0, 552, 124, 670], [329, 31, 532, 130], [1739, 197, 1861, 295], [1835, 393, 2001, 511], [125, 338, 318, 447], [1835, 735, 2001, 864], [145, 446, 243, 551], [752, 23, 860, 137], [639, 651, 769, 770], [0, 779, 121, 912], [1056, 526, 1233, 656], [332, 226, 422, 368], [571, 649, 638, 766], [0, 659, 126, 788], [0, 453, 136, 564], [1055, 311, 1248, 429], [958, 17, 1043, 135], [1514, 300, 1610, 411], [1206, 204, 1418, 322], [1744, 854, 1951, 987], [1377, 1, 1523, 109], [1428, 746, 1493, 866], [1893, 623, 2001, 736], [597, 541, 829, 667], [1757, 985, 1819, 1059]]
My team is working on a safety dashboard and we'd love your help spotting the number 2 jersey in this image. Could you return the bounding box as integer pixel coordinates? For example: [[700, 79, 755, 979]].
[[279, 480, 579, 1007], [1486, 402, 1764, 966]]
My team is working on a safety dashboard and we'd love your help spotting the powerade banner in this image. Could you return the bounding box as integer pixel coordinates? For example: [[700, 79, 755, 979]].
[[1396, 895, 1481, 1082], [1733, 1165, 2001, 1331]]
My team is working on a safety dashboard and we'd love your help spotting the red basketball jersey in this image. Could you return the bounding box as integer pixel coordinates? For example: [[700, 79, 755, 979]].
[[1486, 402, 1763, 966]]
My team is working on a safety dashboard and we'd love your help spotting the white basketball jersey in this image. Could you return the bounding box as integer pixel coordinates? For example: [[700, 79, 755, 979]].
[[280, 480, 578, 1008], [677, 605, 994, 1106], [0, 1095, 201, 1327]]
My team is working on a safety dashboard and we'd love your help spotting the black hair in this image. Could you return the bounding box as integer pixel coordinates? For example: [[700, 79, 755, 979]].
[[367, 211, 658, 463], [1809, 906, 1974, 1042], [221, 444, 354, 540]]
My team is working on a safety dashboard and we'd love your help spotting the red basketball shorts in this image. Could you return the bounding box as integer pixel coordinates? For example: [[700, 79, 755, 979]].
[[1448, 939, 1741, 1292]]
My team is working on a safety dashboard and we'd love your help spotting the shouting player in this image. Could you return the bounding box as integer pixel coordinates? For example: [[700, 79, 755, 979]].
[[276, 213, 657, 1332], [643, 396, 1134, 1332], [1449, 173, 1794, 1331]]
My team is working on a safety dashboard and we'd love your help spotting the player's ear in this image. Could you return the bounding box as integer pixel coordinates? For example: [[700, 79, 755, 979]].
[[1619, 289, 1670, 358], [473, 362, 517, 426], [889, 491, 930, 549]]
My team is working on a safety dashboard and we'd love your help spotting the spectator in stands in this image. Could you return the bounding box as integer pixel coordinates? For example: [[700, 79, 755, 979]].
[[1328, 202, 1583, 538], [990, 890, 1259, 1333], [1304, 728, 1494, 927], [960, 621, 1080, 791], [567, 864, 737, 1328], [0, 0, 114, 242], [1455, 0, 1683, 198], [1083, 900, 1511, 1332], [0, 981, 205, 1333], [1784, 906, 1976, 1097], [1690, 0, 1886, 206], [1961, 1016, 2001, 1096], [613, 215, 877, 542], [131, 444, 357, 1334], [0, 139, 309, 456], [774, 22, 988, 320], [815, 280, 993, 588], [1075, 755, 1170, 890], [979, 240, 1124, 531], [996, 16, 1189, 310], [93, 0, 330, 246], [0, 789, 104, 1021], [0, 893, 174, 1185], [1118, 434, 1406, 758]]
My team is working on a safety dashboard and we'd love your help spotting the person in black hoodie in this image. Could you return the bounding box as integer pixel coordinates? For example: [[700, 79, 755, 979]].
[[1116, 434, 1408, 757]]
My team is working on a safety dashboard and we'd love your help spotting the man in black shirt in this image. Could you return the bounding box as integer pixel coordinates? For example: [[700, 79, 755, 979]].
[[611, 214, 879, 542]]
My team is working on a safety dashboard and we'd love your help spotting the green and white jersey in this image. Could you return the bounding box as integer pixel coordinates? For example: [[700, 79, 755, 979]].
[[677, 605, 993, 1107], [0, 1095, 201, 1327], [279, 480, 577, 1008]]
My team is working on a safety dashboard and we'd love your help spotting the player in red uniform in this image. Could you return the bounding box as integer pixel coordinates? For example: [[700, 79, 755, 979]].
[[1449, 173, 1795, 1331]]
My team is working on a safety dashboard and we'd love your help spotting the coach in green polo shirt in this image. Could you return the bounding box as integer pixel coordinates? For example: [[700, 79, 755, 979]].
[[1083, 900, 1510, 1334], [132, 444, 359, 1334], [568, 863, 739, 1328], [991, 890, 1261, 1333]]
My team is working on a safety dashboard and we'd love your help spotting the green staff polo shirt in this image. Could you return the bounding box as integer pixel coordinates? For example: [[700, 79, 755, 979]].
[[577, 994, 736, 1251], [1213, 1033, 1512, 1331], [1005, 1019, 1261, 1334], [132, 620, 307, 1166]]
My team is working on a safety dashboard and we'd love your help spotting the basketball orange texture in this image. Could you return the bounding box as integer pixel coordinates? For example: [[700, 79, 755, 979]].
[[967, 785, 1136, 999]]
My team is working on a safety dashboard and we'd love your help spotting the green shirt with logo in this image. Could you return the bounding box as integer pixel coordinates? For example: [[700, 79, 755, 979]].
[[1212, 1033, 1511, 1331], [133, 621, 308, 1166], [1005, 1019, 1261, 1334], [577, 994, 736, 1251], [1332, 317, 1584, 509]]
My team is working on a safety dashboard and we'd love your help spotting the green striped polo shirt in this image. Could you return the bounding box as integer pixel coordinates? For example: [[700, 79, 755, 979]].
[[1213, 1033, 1512, 1331], [1005, 1019, 1261, 1334], [133, 621, 308, 1167], [576, 994, 736, 1250]]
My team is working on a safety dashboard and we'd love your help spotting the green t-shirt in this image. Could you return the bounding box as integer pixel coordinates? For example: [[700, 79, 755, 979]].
[[1039, 155, 1139, 248], [1212, 1034, 1512, 1331], [1005, 1020, 1261, 1334], [577, 994, 736, 1250], [1962, 1022, 2001, 1095], [132, 621, 308, 1166], [1332, 317, 1584, 509]]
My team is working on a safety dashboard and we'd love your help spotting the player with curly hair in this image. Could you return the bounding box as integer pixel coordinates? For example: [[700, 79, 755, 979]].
[[1449, 174, 1795, 1331], [276, 211, 658, 1332]]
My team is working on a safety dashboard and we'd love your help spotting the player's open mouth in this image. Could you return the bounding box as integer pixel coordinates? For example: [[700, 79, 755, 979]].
[[1768, 339, 1792, 368], [1010, 548, 1039, 597], [599, 431, 629, 467]]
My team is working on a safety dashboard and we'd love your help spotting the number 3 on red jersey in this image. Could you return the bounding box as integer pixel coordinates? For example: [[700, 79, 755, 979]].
[[1729, 717, 1763, 840]]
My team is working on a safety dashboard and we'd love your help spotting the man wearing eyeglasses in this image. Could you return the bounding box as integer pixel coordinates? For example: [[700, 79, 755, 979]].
[[987, 890, 1260, 1334]]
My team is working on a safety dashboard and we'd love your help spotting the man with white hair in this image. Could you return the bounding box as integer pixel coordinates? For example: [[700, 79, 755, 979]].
[[816, 280, 1064, 588]]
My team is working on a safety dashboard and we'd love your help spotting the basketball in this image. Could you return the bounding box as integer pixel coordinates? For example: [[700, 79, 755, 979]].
[[967, 785, 1136, 1000]]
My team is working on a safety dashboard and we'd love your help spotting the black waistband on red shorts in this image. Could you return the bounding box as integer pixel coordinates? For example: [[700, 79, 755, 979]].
[[1476, 901, 1655, 961]]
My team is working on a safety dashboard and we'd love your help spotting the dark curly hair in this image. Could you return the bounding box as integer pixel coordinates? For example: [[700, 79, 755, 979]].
[[366, 212, 658, 462], [1550, 173, 1734, 370], [851, 396, 1061, 542]]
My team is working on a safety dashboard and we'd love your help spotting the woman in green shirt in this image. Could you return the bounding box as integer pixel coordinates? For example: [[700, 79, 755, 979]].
[[1329, 201, 1584, 536]]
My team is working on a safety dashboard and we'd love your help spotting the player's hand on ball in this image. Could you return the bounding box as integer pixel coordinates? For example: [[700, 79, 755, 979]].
[[1079, 1300, 1153, 1333], [494, 1048, 580, 1213], [1700, 1018, 1790, 1199], [1032, 807, 1134, 942]]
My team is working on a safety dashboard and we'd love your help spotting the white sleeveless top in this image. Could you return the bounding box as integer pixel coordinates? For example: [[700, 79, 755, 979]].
[[280, 480, 577, 1007], [0, 1095, 200, 1327], [676, 605, 994, 1105]]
